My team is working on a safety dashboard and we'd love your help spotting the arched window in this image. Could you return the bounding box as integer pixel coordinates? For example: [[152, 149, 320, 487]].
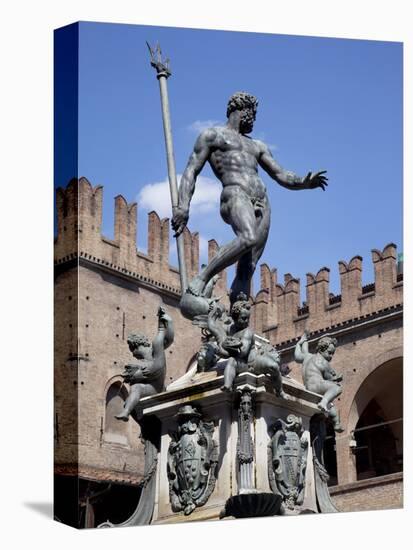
[[351, 358, 403, 480], [104, 382, 129, 445]]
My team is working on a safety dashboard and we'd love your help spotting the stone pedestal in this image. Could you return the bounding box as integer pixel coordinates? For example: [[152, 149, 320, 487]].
[[138, 362, 328, 524]]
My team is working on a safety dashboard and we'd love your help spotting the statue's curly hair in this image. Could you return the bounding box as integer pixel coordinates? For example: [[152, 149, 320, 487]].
[[231, 292, 251, 317], [127, 333, 151, 349], [226, 91, 258, 118], [316, 335, 338, 352]]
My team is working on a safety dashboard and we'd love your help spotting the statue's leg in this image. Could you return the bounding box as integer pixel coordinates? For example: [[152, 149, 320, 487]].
[[230, 200, 270, 303], [318, 381, 342, 411], [191, 188, 258, 295], [257, 357, 288, 398], [221, 357, 237, 392], [328, 404, 344, 433], [230, 249, 253, 301], [270, 365, 287, 398], [115, 385, 142, 421]]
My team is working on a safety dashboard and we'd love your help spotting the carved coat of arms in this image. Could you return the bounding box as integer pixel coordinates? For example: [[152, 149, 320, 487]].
[[167, 405, 218, 515], [268, 414, 308, 511]]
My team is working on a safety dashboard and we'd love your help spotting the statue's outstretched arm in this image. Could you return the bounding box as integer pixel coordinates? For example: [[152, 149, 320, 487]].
[[257, 141, 328, 191], [172, 129, 214, 237]]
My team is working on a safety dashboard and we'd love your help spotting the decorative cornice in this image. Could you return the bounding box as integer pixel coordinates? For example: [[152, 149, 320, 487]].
[[329, 472, 403, 495], [273, 303, 403, 351], [54, 463, 144, 485], [54, 252, 182, 298]]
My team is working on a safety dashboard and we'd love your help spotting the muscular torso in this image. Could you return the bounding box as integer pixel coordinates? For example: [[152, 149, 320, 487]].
[[208, 127, 267, 200], [133, 354, 166, 383], [302, 354, 328, 388]]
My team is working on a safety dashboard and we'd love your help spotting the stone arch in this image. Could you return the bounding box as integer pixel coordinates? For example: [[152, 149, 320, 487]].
[[334, 346, 403, 484], [345, 346, 403, 435], [344, 347, 403, 481]]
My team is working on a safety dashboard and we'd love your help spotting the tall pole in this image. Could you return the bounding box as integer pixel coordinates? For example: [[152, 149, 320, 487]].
[[147, 43, 187, 293]]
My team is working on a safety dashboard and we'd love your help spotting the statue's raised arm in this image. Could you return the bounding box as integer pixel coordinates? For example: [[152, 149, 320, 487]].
[[152, 306, 174, 355], [294, 330, 310, 363]]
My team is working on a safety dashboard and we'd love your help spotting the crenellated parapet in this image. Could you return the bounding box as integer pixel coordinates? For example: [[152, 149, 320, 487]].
[[147, 211, 170, 270], [338, 255, 362, 307], [55, 179, 402, 342], [54, 178, 201, 293], [183, 227, 199, 281], [251, 244, 403, 345]]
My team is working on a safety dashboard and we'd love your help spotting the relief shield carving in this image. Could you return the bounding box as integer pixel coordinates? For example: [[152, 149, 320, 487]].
[[268, 414, 308, 512], [167, 405, 218, 515]]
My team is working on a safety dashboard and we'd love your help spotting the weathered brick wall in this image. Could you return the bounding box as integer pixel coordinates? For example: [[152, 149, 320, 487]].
[[278, 317, 403, 484], [54, 267, 79, 466], [55, 177, 214, 292], [76, 262, 203, 479], [330, 473, 403, 512], [54, 178, 207, 481], [252, 237, 403, 488], [54, 178, 403, 499]]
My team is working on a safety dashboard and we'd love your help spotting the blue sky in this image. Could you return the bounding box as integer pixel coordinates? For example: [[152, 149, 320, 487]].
[[64, 22, 402, 298]]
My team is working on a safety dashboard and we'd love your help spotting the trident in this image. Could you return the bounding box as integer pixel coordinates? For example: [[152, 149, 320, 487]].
[[147, 42, 187, 294]]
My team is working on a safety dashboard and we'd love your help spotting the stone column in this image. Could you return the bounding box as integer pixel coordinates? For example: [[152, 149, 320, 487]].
[[336, 432, 357, 484]]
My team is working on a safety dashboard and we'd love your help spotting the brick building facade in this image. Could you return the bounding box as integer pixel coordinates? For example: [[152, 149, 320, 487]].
[[54, 178, 403, 526]]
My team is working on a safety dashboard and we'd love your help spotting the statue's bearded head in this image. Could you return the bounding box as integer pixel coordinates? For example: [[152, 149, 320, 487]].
[[227, 91, 258, 135]]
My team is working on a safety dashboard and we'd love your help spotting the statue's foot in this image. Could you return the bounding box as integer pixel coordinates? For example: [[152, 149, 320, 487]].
[[317, 400, 328, 413], [334, 424, 344, 433], [187, 275, 206, 297], [115, 412, 129, 422], [220, 385, 232, 393]]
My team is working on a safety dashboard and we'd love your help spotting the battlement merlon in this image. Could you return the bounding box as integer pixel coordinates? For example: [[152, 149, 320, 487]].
[[208, 239, 228, 297], [251, 244, 403, 343], [54, 178, 202, 291], [55, 179, 402, 336]]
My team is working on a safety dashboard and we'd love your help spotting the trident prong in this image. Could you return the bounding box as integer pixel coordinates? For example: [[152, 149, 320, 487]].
[[146, 41, 171, 78]]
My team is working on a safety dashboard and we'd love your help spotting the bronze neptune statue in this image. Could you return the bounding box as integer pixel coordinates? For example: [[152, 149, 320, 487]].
[[172, 92, 328, 318]]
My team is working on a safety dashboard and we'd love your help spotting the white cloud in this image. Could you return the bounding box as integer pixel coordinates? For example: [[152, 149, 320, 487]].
[[187, 119, 222, 133], [138, 174, 221, 219]]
